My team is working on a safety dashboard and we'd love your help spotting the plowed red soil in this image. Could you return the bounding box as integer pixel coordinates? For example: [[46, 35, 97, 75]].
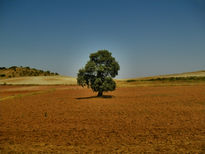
[[0, 85, 205, 153]]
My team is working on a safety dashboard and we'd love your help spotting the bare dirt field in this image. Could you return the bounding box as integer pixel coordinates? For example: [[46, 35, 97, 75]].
[[0, 85, 205, 153]]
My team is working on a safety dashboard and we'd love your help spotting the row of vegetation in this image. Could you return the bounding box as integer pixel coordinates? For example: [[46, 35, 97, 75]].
[[0, 66, 59, 78], [147, 76, 205, 81], [126, 76, 205, 82]]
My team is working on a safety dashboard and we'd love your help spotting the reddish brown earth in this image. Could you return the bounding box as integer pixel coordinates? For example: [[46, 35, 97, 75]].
[[0, 85, 205, 153]]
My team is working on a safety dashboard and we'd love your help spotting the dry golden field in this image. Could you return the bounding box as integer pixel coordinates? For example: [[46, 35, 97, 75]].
[[0, 76, 77, 85], [0, 83, 205, 153]]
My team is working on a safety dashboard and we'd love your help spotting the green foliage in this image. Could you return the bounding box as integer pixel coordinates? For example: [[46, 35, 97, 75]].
[[0, 66, 59, 78], [147, 76, 205, 81], [0, 74, 6, 77], [77, 50, 120, 96], [0, 74, 5, 77], [0, 67, 6, 70], [9, 66, 17, 71], [126, 79, 136, 82]]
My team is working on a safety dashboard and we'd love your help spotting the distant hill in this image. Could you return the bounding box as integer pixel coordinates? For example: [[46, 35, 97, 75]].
[[0, 66, 59, 79], [152, 70, 205, 78], [124, 70, 205, 81], [116, 70, 205, 87], [1, 69, 205, 86]]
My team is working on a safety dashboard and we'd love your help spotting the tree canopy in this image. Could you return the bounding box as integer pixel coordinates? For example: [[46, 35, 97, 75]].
[[77, 50, 120, 96]]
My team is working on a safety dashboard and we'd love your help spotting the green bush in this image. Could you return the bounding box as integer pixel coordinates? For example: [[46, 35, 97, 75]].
[[9, 66, 17, 71], [0, 67, 6, 70], [126, 80, 136, 82], [0, 74, 6, 77], [147, 76, 205, 81]]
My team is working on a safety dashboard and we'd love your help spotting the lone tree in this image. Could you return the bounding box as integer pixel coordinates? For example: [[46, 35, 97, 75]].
[[77, 50, 120, 97]]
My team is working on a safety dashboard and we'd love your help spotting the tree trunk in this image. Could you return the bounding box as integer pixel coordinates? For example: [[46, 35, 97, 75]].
[[97, 91, 103, 97]]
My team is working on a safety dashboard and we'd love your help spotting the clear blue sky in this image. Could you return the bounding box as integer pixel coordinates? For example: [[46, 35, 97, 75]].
[[0, 0, 205, 78]]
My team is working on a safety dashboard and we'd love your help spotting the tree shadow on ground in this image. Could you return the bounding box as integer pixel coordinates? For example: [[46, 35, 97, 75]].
[[76, 95, 113, 100]]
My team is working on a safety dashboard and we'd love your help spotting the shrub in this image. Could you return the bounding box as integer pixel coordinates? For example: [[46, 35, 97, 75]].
[[0, 74, 6, 77], [9, 66, 17, 71], [126, 80, 136, 82], [0, 67, 6, 70]]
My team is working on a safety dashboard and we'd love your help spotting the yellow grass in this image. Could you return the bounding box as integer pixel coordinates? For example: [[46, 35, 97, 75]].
[[1, 70, 205, 86], [0, 76, 77, 85], [125, 70, 205, 81]]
